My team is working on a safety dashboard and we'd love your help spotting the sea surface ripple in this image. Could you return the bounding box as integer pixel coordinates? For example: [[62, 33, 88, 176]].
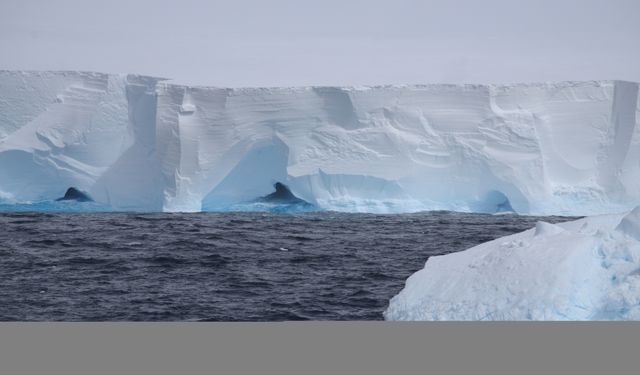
[[0, 211, 574, 321]]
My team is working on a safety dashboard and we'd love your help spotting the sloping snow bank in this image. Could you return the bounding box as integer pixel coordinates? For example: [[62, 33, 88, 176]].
[[385, 207, 640, 320]]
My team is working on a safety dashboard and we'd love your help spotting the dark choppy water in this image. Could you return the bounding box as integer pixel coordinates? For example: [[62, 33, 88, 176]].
[[0, 212, 574, 321]]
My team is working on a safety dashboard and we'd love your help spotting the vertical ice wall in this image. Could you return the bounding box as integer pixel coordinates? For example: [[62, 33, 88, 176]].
[[0, 71, 638, 214], [154, 81, 640, 214], [90, 75, 165, 210]]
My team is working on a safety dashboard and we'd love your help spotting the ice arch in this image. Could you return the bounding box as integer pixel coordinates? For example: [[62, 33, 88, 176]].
[[482, 190, 515, 213], [201, 138, 290, 210]]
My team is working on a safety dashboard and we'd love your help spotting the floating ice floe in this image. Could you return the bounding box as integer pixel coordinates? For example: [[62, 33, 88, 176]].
[[385, 207, 640, 320]]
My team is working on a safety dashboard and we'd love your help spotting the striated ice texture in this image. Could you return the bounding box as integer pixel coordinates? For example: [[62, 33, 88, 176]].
[[384, 207, 640, 320], [1, 71, 639, 214]]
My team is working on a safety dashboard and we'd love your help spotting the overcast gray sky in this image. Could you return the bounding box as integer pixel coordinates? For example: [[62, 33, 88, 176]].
[[1, 0, 639, 86]]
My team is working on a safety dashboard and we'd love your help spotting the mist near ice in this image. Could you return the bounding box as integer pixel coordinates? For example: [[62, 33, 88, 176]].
[[1, 0, 639, 86]]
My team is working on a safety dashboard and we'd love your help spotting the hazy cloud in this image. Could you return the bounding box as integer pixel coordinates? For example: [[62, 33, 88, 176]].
[[1, 0, 638, 86]]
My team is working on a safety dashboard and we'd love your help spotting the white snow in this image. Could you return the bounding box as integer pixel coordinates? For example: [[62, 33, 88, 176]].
[[384, 208, 640, 320], [1, 71, 639, 214]]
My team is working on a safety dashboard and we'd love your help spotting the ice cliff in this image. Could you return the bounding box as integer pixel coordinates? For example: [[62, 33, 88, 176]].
[[384, 207, 640, 320], [1, 71, 639, 214]]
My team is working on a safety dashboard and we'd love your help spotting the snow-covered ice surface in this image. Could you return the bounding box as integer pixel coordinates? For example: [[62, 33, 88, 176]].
[[385, 207, 640, 320], [1, 71, 639, 214]]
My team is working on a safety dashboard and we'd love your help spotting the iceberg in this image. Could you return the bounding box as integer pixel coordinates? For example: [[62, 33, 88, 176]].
[[204, 182, 317, 212], [1, 71, 639, 214], [384, 207, 640, 320], [56, 187, 93, 202]]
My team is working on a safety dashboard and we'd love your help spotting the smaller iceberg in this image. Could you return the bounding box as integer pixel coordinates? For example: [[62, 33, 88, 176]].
[[245, 182, 316, 212], [255, 182, 311, 206], [385, 207, 640, 321], [0, 187, 110, 212], [56, 187, 94, 202], [205, 182, 317, 213]]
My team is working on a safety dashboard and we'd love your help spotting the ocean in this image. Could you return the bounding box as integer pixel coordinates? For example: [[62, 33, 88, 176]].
[[0, 211, 574, 321]]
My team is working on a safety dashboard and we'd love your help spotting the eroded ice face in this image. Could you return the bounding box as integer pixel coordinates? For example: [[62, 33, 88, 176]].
[[1, 71, 639, 215]]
